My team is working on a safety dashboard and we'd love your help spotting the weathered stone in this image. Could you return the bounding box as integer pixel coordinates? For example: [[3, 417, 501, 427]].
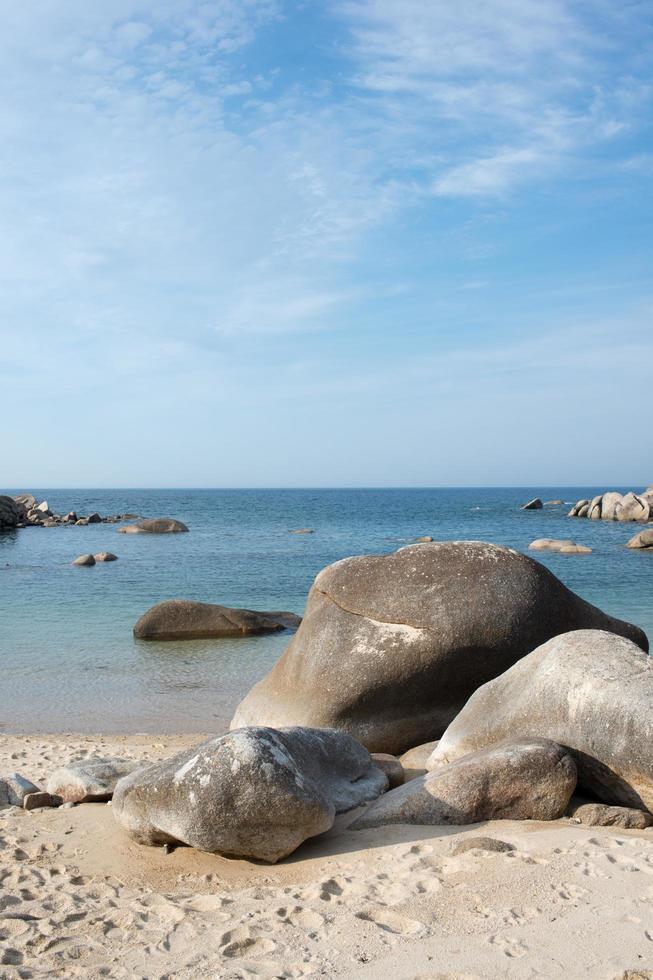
[[414, 535, 433, 542], [521, 498, 543, 510], [75, 518, 90, 526], [87, 513, 102, 524], [370, 753, 405, 789], [113, 727, 388, 862], [568, 499, 589, 517], [626, 529, 653, 550], [23, 791, 61, 811], [588, 494, 603, 520], [63, 511, 78, 523], [133, 600, 301, 641], [350, 738, 576, 830], [289, 528, 314, 534], [452, 836, 514, 855], [232, 542, 647, 754], [559, 544, 592, 554], [577, 503, 590, 517], [0, 773, 41, 806], [528, 539, 576, 551], [118, 518, 189, 534], [13, 493, 37, 512], [94, 552, 119, 562], [617, 492, 650, 522], [0, 495, 20, 529], [429, 630, 653, 811], [47, 758, 144, 803], [399, 741, 439, 773], [567, 798, 653, 829], [72, 553, 96, 566], [600, 492, 623, 521], [35, 500, 50, 514]]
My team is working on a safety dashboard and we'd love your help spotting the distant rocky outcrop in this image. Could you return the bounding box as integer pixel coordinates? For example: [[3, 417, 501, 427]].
[[428, 630, 653, 812], [133, 600, 301, 640], [521, 498, 543, 510], [113, 727, 388, 862], [231, 542, 646, 755], [568, 487, 653, 523], [0, 496, 20, 529], [0, 491, 134, 529], [529, 539, 591, 554], [350, 738, 576, 830], [118, 518, 189, 534]]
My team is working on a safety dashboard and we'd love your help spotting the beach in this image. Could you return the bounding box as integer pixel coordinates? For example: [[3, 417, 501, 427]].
[[2, 731, 653, 980]]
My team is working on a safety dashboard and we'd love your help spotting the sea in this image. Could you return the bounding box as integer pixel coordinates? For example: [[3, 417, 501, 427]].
[[0, 487, 651, 734]]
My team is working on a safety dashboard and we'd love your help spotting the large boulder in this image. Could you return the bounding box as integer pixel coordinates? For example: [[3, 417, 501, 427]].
[[350, 738, 576, 830], [600, 492, 623, 521], [231, 542, 647, 754], [133, 600, 301, 640], [113, 727, 388, 862], [528, 539, 591, 554], [428, 630, 653, 811], [617, 492, 650, 522], [118, 518, 188, 534], [626, 529, 653, 550], [0, 495, 20, 529], [588, 494, 603, 520], [568, 798, 653, 830]]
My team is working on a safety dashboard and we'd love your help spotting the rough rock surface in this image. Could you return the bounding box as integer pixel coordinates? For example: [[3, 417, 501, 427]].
[[47, 758, 144, 803], [452, 836, 514, 855], [618, 493, 650, 522], [521, 498, 543, 510], [529, 539, 591, 554], [428, 630, 653, 811], [370, 753, 404, 789], [94, 552, 119, 562], [567, 798, 653, 829], [113, 727, 388, 862], [399, 741, 439, 773], [0, 773, 41, 806], [231, 542, 647, 754], [118, 518, 189, 534], [133, 600, 301, 641], [0, 495, 20, 529], [569, 488, 651, 522], [350, 738, 577, 830], [626, 530, 653, 550]]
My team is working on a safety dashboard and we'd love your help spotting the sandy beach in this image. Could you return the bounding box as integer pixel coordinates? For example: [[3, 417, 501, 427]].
[[2, 732, 652, 980]]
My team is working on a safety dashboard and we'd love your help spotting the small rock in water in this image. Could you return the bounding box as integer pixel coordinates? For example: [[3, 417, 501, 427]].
[[94, 552, 119, 562], [0, 773, 42, 806], [626, 529, 653, 550], [72, 554, 96, 566], [521, 497, 543, 510], [118, 518, 188, 534], [289, 528, 314, 534], [414, 535, 433, 542], [47, 758, 144, 803], [87, 513, 102, 523]]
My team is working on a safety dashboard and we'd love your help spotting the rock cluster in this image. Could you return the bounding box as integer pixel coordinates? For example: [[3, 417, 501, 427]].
[[529, 539, 592, 554], [133, 600, 301, 640], [231, 542, 646, 754], [113, 727, 388, 862], [0, 492, 132, 529], [568, 487, 653, 522]]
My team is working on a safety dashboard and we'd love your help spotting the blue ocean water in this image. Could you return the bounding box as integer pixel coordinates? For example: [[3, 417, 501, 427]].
[[0, 487, 651, 734]]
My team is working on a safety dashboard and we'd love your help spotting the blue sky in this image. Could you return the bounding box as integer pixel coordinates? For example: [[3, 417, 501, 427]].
[[1, 0, 652, 487]]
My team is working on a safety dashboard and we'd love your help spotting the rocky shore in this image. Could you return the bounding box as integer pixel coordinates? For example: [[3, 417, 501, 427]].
[[0, 492, 133, 529]]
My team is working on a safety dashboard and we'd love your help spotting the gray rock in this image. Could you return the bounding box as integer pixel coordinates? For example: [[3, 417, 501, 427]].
[[47, 758, 144, 803], [35, 500, 51, 514], [350, 738, 576, 830], [568, 499, 589, 517], [72, 553, 96, 566], [133, 599, 301, 641], [567, 798, 653, 829], [75, 518, 90, 526], [0, 773, 41, 806], [399, 741, 439, 774], [87, 513, 102, 524], [588, 494, 603, 520], [617, 492, 650, 522], [113, 727, 388, 862], [94, 552, 119, 562], [626, 529, 653, 550], [600, 492, 623, 521], [231, 542, 647, 754], [13, 493, 37, 512], [521, 498, 543, 510], [370, 753, 404, 788], [24, 791, 61, 811], [577, 503, 590, 517], [118, 518, 189, 534], [452, 836, 515, 855], [529, 538, 575, 551], [428, 630, 653, 812], [0, 496, 20, 529]]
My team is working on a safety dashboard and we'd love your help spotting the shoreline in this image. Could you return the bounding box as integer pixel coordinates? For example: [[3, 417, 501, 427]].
[[2, 732, 653, 978]]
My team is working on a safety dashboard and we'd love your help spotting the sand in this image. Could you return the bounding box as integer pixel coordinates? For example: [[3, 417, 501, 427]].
[[2, 733, 653, 979]]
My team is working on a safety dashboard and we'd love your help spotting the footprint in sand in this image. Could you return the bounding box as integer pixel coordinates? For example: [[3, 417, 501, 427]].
[[275, 906, 325, 930], [554, 882, 588, 901], [219, 925, 276, 959], [488, 934, 529, 958], [355, 907, 425, 935]]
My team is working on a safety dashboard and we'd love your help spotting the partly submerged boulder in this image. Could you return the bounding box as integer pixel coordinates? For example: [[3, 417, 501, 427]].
[[521, 498, 543, 510], [133, 600, 301, 641], [528, 539, 591, 554], [47, 758, 144, 803], [350, 738, 576, 830], [94, 552, 119, 562], [428, 630, 653, 811], [231, 542, 647, 754], [626, 529, 653, 550], [0, 495, 20, 529], [113, 727, 388, 862], [118, 518, 188, 534], [72, 553, 96, 566]]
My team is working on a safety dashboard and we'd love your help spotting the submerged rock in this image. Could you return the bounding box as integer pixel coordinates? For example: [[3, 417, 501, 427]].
[[72, 553, 96, 566], [47, 758, 144, 803], [133, 600, 301, 641], [94, 552, 119, 562], [118, 518, 189, 534], [350, 738, 576, 830], [521, 498, 543, 510], [428, 630, 653, 812], [231, 542, 647, 754], [113, 727, 388, 862], [626, 529, 653, 550]]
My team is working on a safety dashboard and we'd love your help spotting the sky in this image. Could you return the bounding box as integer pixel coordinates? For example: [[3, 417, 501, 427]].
[[1, 0, 652, 487]]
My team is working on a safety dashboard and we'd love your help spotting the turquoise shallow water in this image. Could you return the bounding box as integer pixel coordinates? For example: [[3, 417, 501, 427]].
[[0, 487, 651, 733]]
